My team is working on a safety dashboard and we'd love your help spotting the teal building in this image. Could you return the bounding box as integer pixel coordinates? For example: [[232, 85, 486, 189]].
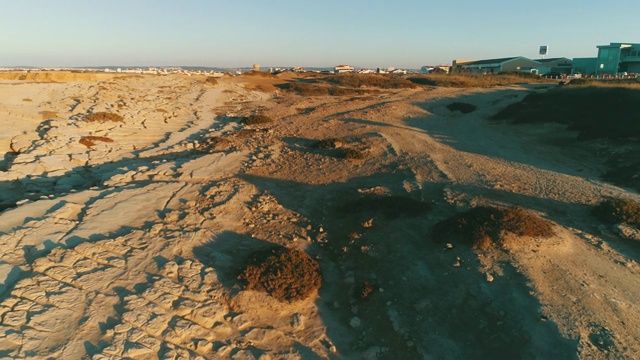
[[596, 42, 640, 75]]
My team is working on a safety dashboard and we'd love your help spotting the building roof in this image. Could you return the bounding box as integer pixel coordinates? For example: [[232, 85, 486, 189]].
[[462, 57, 520, 66], [536, 57, 571, 63]]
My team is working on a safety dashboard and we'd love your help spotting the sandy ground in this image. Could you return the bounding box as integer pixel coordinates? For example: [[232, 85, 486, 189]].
[[0, 73, 639, 359]]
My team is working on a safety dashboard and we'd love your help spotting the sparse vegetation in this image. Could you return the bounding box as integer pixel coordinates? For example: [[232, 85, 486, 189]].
[[408, 73, 551, 88], [325, 74, 416, 89], [196, 136, 232, 153], [446, 102, 477, 114], [238, 246, 322, 302], [592, 197, 640, 227], [432, 206, 554, 250], [281, 83, 329, 96], [84, 112, 124, 123], [492, 86, 640, 140], [245, 114, 274, 125], [79, 136, 114, 148], [337, 147, 365, 160]]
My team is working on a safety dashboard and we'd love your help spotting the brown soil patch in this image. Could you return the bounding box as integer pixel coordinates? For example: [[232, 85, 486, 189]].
[[79, 136, 114, 148]]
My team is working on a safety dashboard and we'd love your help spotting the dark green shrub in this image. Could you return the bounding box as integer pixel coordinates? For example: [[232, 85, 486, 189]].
[[446, 102, 477, 114]]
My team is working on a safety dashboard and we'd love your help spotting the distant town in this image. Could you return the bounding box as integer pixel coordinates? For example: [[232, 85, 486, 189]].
[[1, 41, 638, 79]]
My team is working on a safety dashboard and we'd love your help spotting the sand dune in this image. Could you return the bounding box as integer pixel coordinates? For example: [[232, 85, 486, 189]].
[[0, 73, 639, 359]]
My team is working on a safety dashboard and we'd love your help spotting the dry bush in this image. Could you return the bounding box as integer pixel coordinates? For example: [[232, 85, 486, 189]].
[[79, 136, 114, 148], [432, 206, 554, 250], [22, 98, 33, 102], [592, 197, 640, 227], [337, 147, 365, 160], [238, 247, 321, 302], [360, 281, 374, 299], [245, 114, 274, 125], [446, 102, 477, 114], [325, 74, 416, 89], [311, 137, 345, 149], [84, 112, 124, 123], [204, 77, 218, 86]]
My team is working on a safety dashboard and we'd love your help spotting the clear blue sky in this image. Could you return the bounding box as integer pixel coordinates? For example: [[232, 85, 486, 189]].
[[1, 0, 638, 68]]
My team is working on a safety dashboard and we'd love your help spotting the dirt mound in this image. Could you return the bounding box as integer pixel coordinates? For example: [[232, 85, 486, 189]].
[[432, 206, 554, 250]]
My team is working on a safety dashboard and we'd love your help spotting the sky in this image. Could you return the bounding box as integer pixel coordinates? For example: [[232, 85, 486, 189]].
[[1, 0, 639, 69]]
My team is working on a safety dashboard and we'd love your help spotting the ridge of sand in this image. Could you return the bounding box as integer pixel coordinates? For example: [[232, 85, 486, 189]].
[[0, 73, 639, 359]]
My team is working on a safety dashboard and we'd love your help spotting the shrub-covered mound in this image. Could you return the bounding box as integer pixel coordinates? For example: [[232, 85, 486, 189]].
[[492, 86, 640, 140], [592, 197, 640, 227], [238, 247, 321, 302], [432, 206, 554, 250]]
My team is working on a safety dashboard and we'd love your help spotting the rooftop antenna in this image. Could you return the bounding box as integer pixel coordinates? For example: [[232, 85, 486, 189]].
[[539, 45, 548, 59]]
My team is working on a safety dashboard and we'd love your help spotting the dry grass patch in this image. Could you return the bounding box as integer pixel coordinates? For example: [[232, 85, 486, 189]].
[[432, 206, 554, 250], [245, 114, 274, 125], [39, 111, 59, 119], [22, 98, 32, 102], [84, 112, 124, 123], [238, 246, 321, 303], [326, 74, 416, 89], [592, 197, 640, 227], [79, 136, 114, 148], [337, 147, 366, 160], [204, 77, 218, 86], [408, 73, 550, 88]]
